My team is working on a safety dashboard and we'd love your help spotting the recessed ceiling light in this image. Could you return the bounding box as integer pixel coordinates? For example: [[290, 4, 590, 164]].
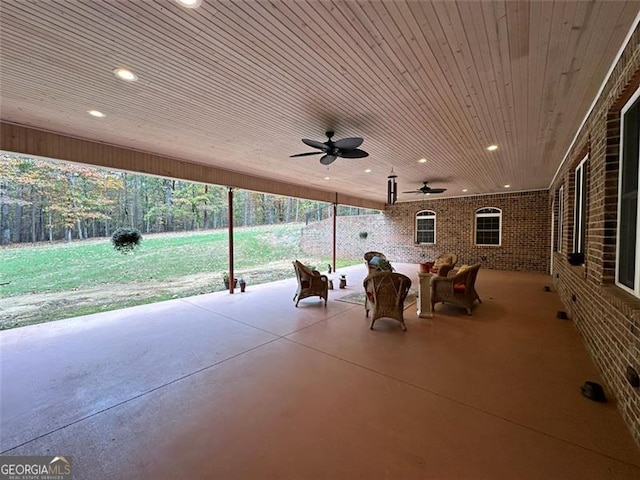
[[324, 176, 330, 180], [462, 188, 468, 192], [364, 169, 371, 173], [418, 158, 427, 163], [87, 110, 105, 117], [113, 68, 138, 82], [176, 0, 202, 7], [504, 184, 511, 188], [486, 144, 498, 151]]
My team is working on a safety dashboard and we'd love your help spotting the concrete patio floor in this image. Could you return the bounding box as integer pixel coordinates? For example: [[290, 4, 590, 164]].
[[1, 263, 639, 479]]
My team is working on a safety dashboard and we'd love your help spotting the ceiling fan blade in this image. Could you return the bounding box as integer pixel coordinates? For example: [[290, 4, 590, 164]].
[[320, 154, 337, 165], [402, 190, 421, 194], [302, 139, 329, 150], [290, 151, 323, 157], [333, 137, 363, 150], [338, 148, 369, 159], [429, 188, 447, 193]]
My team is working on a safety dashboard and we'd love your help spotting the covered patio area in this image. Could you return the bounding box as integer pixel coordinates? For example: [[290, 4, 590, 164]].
[[1, 264, 639, 479]]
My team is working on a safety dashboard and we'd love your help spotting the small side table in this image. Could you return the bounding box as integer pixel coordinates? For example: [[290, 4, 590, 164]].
[[417, 271, 433, 318]]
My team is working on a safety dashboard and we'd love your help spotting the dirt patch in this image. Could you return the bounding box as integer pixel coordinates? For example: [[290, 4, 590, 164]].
[[0, 261, 299, 329]]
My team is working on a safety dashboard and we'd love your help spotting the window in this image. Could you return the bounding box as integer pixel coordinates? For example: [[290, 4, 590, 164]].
[[616, 87, 640, 296], [573, 155, 588, 254], [415, 210, 436, 244], [556, 186, 564, 252], [475, 207, 501, 246]]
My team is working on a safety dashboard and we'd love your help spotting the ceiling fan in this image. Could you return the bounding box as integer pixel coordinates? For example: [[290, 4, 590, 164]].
[[403, 181, 447, 195], [290, 131, 369, 165]]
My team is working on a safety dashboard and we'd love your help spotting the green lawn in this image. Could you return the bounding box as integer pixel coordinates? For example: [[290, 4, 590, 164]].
[[0, 223, 359, 329]]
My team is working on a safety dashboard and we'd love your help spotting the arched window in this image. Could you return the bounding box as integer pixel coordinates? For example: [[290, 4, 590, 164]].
[[475, 207, 501, 246], [415, 210, 436, 244]]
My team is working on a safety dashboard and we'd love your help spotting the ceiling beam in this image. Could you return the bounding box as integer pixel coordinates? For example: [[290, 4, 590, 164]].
[[1, 122, 385, 210]]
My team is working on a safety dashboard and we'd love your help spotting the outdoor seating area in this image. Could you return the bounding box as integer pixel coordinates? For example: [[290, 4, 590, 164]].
[[362, 251, 479, 321], [2, 263, 639, 479]]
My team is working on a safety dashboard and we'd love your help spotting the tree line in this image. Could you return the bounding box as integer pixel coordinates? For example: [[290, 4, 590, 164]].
[[0, 153, 377, 245]]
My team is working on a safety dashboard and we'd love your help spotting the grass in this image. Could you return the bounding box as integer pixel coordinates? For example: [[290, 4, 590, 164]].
[[0, 223, 360, 329]]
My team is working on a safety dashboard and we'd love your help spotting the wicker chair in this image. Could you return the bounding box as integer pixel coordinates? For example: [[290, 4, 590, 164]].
[[363, 271, 412, 331], [292, 260, 329, 307], [430, 252, 458, 276], [435, 263, 456, 277], [364, 251, 387, 274], [430, 264, 481, 315]]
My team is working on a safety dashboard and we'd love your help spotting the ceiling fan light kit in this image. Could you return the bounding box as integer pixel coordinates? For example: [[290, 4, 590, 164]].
[[290, 131, 369, 165]]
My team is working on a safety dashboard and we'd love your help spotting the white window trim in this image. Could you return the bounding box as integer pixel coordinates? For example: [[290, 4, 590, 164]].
[[573, 155, 588, 254], [557, 186, 564, 253], [615, 86, 640, 297], [415, 210, 436, 244], [475, 207, 502, 246]]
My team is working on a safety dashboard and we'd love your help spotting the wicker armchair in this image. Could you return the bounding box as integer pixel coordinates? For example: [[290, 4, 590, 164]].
[[292, 260, 329, 307], [430, 252, 458, 276], [363, 271, 412, 331], [430, 264, 481, 315], [364, 251, 387, 274], [435, 263, 455, 277]]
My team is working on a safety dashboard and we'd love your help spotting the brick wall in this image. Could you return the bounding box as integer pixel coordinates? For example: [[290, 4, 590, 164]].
[[301, 189, 550, 272], [549, 26, 640, 446]]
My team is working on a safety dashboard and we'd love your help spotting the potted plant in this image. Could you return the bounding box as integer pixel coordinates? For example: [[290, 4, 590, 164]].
[[223, 272, 238, 289], [111, 227, 142, 254], [419, 261, 433, 273]]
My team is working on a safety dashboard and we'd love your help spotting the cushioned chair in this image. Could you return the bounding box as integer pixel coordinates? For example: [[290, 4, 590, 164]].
[[363, 271, 412, 331], [435, 263, 456, 277], [364, 251, 387, 274], [292, 260, 329, 307], [430, 252, 458, 276], [430, 263, 481, 315]]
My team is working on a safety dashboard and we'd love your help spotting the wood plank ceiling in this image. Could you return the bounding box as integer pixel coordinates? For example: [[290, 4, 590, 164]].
[[1, 1, 638, 205]]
